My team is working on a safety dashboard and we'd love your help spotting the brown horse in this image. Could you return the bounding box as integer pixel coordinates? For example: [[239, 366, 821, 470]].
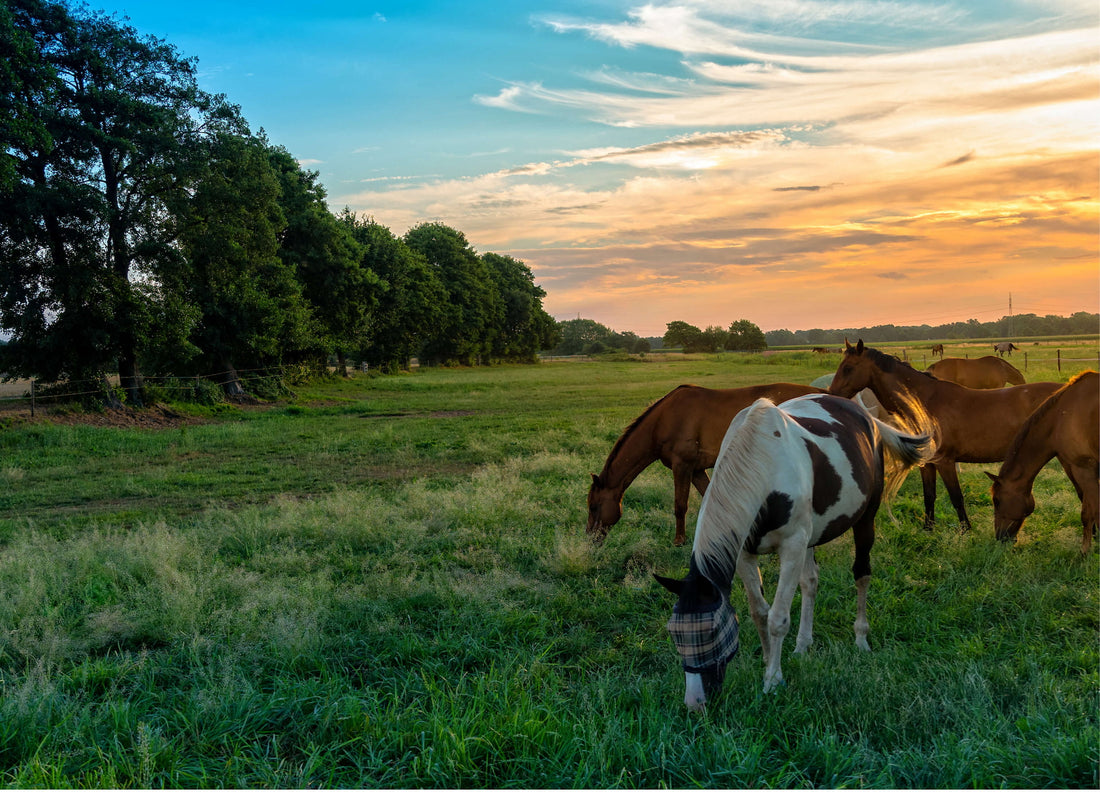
[[926, 356, 1026, 389], [987, 371, 1099, 553], [931, 343, 944, 358], [829, 340, 1060, 532], [587, 382, 823, 545]]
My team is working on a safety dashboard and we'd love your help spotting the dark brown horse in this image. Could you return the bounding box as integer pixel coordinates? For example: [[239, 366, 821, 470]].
[[926, 356, 1025, 389], [931, 343, 944, 358], [829, 340, 1060, 532], [987, 371, 1099, 553], [587, 382, 823, 545]]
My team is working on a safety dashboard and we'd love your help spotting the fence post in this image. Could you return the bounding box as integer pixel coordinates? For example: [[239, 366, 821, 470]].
[[1057, 349, 1061, 372], [1023, 351, 1028, 371], [30, 379, 35, 418]]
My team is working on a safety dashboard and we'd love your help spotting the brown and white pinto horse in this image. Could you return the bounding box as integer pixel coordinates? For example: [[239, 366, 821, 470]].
[[829, 340, 1060, 532], [588, 383, 822, 546], [656, 394, 933, 710], [926, 356, 1025, 389], [987, 371, 1099, 553]]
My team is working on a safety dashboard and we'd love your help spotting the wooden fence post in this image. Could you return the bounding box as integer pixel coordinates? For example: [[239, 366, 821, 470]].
[[30, 379, 35, 418], [1057, 349, 1061, 372]]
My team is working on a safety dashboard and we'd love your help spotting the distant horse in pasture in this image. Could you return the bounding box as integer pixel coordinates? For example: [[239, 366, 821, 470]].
[[994, 342, 1020, 357], [987, 371, 1099, 554], [927, 356, 1025, 389], [931, 344, 944, 358], [655, 394, 933, 711], [587, 382, 822, 546], [829, 340, 1060, 532]]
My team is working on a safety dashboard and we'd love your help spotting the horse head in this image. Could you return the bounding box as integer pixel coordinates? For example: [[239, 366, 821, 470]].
[[655, 569, 739, 712], [828, 339, 873, 397], [586, 473, 622, 544], [985, 471, 1035, 543]]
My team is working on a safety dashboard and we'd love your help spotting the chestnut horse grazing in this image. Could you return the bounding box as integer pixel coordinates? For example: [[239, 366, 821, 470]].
[[931, 344, 944, 358], [987, 371, 1099, 553], [926, 356, 1025, 389], [655, 395, 933, 710], [829, 341, 1060, 532], [587, 382, 822, 546]]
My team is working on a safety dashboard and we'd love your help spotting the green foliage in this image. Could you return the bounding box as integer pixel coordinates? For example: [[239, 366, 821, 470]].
[[0, 353, 1094, 787]]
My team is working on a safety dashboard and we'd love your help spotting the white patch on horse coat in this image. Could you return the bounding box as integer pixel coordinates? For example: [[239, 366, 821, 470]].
[[684, 672, 707, 712]]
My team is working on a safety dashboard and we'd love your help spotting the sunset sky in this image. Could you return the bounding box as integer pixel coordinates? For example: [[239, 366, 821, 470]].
[[115, 0, 1099, 336]]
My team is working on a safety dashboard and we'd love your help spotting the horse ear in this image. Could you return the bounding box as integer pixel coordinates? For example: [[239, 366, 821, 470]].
[[591, 473, 602, 487], [653, 573, 685, 595], [985, 471, 1000, 484], [844, 338, 852, 350], [856, 339, 865, 354]]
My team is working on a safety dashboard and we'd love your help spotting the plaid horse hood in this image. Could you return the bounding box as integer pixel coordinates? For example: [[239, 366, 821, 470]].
[[666, 592, 740, 674]]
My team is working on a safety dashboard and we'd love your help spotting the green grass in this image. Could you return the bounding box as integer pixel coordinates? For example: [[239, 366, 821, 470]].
[[0, 346, 1096, 787]]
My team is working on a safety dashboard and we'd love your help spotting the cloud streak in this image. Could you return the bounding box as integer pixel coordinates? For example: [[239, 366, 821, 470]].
[[341, 1, 1099, 334]]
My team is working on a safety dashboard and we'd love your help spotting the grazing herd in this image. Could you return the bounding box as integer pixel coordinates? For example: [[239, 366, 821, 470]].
[[586, 341, 1099, 710]]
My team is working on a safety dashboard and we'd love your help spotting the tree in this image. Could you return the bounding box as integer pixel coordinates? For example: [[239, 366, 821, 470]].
[[340, 213, 445, 373], [166, 132, 311, 396], [481, 252, 559, 361], [405, 223, 500, 366], [0, 0, 240, 403], [663, 320, 701, 351], [726, 319, 767, 351], [554, 318, 611, 356], [268, 147, 381, 375]]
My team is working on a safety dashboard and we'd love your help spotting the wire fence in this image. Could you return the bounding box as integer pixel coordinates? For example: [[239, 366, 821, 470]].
[[0, 364, 327, 416]]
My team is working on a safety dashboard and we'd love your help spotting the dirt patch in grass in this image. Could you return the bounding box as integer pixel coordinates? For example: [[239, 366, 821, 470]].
[[0, 403, 208, 429]]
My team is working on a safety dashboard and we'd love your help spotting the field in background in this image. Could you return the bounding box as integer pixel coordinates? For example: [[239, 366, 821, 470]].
[[0, 345, 1095, 786]]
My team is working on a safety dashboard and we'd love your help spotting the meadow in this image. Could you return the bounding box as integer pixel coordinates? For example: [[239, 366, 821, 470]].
[[0, 341, 1096, 787]]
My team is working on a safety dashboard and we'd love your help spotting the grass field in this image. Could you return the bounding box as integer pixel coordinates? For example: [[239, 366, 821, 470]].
[[0, 344, 1096, 787]]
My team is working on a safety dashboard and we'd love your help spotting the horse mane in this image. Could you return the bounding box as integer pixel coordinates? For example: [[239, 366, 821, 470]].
[[601, 385, 697, 475], [859, 345, 938, 382], [692, 399, 778, 591]]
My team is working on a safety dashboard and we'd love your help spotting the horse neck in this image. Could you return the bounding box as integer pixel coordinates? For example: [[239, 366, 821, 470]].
[[599, 420, 661, 493], [999, 404, 1059, 487], [867, 361, 933, 414]]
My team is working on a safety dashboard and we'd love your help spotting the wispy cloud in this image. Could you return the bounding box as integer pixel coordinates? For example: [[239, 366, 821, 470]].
[[342, 1, 1099, 333]]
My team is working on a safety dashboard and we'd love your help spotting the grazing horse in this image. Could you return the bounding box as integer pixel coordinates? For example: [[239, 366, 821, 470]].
[[587, 382, 822, 546], [987, 371, 1099, 553], [994, 342, 1020, 357], [656, 394, 933, 711], [926, 356, 1026, 389], [829, 340, 1060, 532], [931, 344, 944, 358]]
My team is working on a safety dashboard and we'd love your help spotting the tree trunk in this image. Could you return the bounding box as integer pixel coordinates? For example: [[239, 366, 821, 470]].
[[336, 350, 349, 377], [218, 357, 247, 399]]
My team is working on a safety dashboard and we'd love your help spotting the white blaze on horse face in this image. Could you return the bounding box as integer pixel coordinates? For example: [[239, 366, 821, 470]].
[[684, 672, 707, 712]]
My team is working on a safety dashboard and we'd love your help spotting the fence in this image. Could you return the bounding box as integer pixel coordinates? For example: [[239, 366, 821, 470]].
[[0, 365, 318, 417]]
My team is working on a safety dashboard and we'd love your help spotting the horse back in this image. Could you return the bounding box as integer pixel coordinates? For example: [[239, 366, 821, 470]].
[[652, 383, 823, 467], [929, 380, 1062, 461]]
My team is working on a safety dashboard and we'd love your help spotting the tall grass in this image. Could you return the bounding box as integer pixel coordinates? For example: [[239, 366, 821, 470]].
[[0, 348, 1095, 787]]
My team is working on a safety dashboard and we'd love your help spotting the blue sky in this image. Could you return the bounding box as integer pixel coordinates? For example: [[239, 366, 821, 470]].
[[112, 0, 1098, 335]]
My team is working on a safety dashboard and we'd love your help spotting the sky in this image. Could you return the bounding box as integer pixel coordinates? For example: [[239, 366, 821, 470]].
[[110, 0, 1099, 337]]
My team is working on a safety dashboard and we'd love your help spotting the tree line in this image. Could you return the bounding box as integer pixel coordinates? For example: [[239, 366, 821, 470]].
[[1, 0, 559, 404]]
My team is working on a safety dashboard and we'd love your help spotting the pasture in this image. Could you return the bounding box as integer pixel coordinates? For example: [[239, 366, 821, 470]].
[[0, 345, 1096, 787]]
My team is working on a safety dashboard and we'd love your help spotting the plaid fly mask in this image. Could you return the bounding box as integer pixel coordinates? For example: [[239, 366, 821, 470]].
[[666, 595, 740, 675]]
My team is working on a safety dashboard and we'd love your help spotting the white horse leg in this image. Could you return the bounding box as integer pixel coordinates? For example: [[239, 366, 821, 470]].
[[854, 574, 871, 651], [762, 542, 807, 693], [794, 547, 818, 654], [736, 552, 771, 664]]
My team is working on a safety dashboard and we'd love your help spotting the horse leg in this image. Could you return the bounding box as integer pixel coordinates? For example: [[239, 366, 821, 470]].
[[736, 551, 771, 665], [761, 540, 807, 693], [936, 460, 971, 532], [671, 464, 694, 546], [794, 547, 818, 655], [851, 499, 877, 651], [1064, 462, 1098, 554], [920, 463, 938, 531]]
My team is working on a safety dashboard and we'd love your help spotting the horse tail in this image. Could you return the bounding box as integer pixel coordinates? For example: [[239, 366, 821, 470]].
[[871, 391, 937, 500]]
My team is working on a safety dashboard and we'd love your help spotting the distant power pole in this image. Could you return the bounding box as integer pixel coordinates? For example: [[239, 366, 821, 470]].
[[1009, 293, 1013, 336]]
